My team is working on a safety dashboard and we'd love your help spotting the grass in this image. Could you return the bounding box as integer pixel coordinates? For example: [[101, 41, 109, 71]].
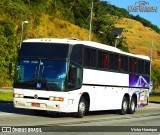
[[149, 93, 160, 102], [0, 91, 13, 103]]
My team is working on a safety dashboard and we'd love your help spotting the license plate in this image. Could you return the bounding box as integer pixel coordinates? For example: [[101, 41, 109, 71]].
[[31, 103, 40, 107]]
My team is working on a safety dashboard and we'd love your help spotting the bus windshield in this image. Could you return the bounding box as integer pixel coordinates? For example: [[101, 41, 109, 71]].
[[14, 60, 68, 91]]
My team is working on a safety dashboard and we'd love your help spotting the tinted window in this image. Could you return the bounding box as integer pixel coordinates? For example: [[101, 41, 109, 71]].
[[84, 47, 97, 68], [129, 57, 137, 73], [137, 59, 145, 74], [103, 52, 108, 70], [20, 43, 70, 59], [98, 50, 103, 69], [123, 56, 128, 72], [109, 53, 114, 70], [119, 55, 123, 71], [90, 49, 97, 68], [84, 48, 91, 67], [71, 45, 83, 65], [14, 60, 68, 91], [67, 63, 83, 90], [109, 53, 119, 71], [114, 54, 119, 70], [145, 61, 150, 75]]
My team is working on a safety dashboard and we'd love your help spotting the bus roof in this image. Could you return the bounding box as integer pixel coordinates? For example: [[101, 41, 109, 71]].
[[23, 38, 150, 61]]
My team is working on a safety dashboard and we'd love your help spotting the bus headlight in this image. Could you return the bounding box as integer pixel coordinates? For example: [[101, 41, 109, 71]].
[[49, 97, 55, 101], [13, 93, 24, 98], [49, 96, 64, 101]]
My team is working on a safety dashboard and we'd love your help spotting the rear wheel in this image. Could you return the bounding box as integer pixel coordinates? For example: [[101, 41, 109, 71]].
[[128, 97, 136, 114], [75, 97, 88, 118], [120, 97, 129, 115]]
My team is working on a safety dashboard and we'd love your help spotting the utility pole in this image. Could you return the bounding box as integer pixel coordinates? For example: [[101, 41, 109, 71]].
[[150, 29, 154, 83], [88, 0, 94, 41]]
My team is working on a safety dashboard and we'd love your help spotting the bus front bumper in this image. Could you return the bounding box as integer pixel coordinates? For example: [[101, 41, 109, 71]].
[[13, 98, 78, 113]]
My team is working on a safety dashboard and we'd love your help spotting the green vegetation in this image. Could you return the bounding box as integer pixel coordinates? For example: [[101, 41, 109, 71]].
[[0, 0, 160, 88], [150, 93, 160, 102], [151, 66, 160, 89], [0, 91, 13, 102]]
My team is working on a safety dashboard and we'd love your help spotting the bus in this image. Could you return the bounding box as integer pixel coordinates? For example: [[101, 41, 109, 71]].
[[13, 38, 150, 118]]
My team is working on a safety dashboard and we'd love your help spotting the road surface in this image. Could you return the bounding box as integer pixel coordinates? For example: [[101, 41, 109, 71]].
[[0, 102, 160, 134]]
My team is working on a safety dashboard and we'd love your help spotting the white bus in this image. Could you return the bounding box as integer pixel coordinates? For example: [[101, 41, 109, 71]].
[[13, 38, 150, 118]]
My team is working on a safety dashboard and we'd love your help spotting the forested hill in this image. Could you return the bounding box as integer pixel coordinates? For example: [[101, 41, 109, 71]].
[[0, 0, 160, 88]]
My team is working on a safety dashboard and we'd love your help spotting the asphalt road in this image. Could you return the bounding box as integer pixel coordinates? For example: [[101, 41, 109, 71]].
[[0, 102, 160, 135]]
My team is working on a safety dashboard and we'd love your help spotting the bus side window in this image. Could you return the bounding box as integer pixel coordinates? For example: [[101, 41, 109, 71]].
[[70, 45, 82, 65], [103, 52, 108, 70], [98, 50, 103, 69], [68, 64, 83, 90], [109, 53, 114, 70], [119, 55, 123, 71], [123, 56, 128, 72], [129, 57, 137, 73], [90, 49, 96, 68], [145, 61, 150, 75], [84, 47, 91, 67]]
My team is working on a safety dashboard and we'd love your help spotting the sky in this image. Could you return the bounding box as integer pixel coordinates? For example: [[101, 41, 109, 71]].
[[101, 0, 160, 28]]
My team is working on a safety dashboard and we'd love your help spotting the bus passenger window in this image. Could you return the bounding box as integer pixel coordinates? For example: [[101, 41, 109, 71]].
[[119, 56, 123, 71], [109, 53, 114, 70], [129, 58, 137, 73], [132, 58, 137, 73], [90, 49, 96, 68], [103, 52, 108, 70], [84, 48, 91, 67], [98, 50, 103, 69], [145, 61, 150, 75], [123, 56, 128, 72]]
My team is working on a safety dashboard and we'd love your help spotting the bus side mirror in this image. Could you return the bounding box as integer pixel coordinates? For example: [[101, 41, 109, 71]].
[[9, 63, 12, 75]]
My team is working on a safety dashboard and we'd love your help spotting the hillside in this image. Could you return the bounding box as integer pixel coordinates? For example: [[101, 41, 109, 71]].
[[115, 18, 160, 66], [25, 14, 98, 41], [0, 0, 160, 88]]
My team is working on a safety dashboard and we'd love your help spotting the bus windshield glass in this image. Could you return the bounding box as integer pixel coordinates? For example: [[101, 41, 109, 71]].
[[14, 60, 68, 91]]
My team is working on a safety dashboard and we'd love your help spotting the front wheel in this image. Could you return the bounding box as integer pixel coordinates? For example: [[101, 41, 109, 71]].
[[75, 97, 88, 118], [120, 97, 129, 115]]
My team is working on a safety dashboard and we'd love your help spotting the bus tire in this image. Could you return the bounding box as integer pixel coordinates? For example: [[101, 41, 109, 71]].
[[128, 97, 136, 114], [120, 97, 128, 115], [75, 97, 88, 118]]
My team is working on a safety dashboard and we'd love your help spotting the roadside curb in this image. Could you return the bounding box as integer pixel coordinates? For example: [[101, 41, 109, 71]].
[[149, 101, 160, 104]]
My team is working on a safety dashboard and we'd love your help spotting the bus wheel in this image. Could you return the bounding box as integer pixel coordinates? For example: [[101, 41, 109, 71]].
[[120, 97, 128, 115], [128, 97, 136, 114], [75, 97, 87, 118]]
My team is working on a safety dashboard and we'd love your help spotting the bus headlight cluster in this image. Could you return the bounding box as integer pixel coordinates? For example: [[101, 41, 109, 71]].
[[13, 93, 24, 98], [49, 96, 64, 101]]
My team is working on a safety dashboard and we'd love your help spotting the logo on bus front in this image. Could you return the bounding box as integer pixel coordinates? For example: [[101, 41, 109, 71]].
[[37, 83, 41, 89], [34, 94, 38, 99]]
